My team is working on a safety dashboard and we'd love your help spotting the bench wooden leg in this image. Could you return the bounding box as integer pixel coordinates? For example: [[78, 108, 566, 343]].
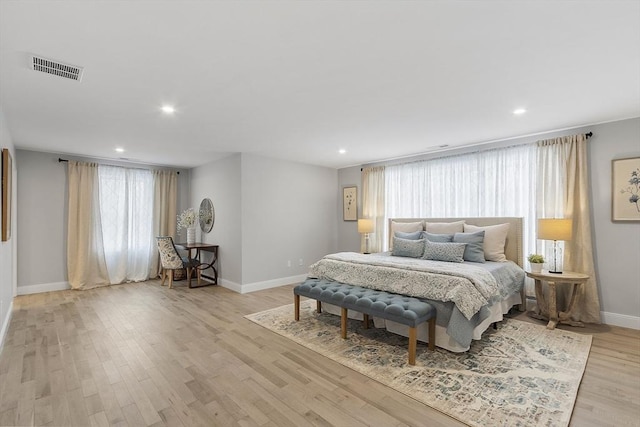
[[363, 313, 370, 329], [317, 300, 322, 313], [428, 318, 436, 351], [408, 326, 417, 365], [294, 294, 300, 321], [341, 308, 347, 339]]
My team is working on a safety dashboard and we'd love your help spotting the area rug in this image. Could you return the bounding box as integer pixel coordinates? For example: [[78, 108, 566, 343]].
[[245, 300, 592, 427]]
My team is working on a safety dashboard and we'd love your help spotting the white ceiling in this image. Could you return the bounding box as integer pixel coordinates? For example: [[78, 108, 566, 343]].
[[1, 1, 639, 169]]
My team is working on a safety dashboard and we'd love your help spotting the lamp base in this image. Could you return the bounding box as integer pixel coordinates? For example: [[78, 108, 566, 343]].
[[548, 240, 563, 275]]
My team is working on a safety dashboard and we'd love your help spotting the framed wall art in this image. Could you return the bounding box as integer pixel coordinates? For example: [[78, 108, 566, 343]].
[[2, 148, 12, 241], [343, 186, 357, 221], [612, 156, 640, 222]]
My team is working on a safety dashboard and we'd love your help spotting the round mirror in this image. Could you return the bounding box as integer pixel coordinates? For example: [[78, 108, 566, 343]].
[[199, 198, 214, 233]]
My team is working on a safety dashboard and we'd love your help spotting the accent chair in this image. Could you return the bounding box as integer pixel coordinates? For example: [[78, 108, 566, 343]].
[[156, 236, 201, 288]]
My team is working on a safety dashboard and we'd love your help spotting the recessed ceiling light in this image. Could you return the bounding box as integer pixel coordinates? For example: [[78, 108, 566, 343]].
[[339, 149, 347, 154], [115, 147, 125, 153], [161, 105, 176, 114], [513, 108, 527, 115]]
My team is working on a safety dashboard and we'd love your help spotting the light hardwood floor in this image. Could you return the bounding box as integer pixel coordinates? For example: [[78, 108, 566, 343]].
[[0, 281, 638, 427]]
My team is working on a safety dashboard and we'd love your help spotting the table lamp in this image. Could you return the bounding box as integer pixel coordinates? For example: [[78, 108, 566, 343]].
[[357, 218, 375, 254], [537, 218, 572, 274]]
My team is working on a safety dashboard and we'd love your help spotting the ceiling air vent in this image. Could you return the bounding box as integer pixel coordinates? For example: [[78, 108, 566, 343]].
[[30, 55, 83, 81]]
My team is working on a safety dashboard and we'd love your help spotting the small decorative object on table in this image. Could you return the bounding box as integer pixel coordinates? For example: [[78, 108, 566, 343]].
[[527, 253, 545, 273], [186, 227, 196, 245], [177, 208, 197, 245]]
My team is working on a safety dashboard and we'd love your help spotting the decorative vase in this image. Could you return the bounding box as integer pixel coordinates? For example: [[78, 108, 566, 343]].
[[187, 227, 196, 245], [530, 262, 543, 273]]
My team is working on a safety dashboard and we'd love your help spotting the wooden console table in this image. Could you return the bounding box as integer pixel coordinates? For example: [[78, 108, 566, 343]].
[[174, 242, 219, 288], [526, 270, 589, 330]]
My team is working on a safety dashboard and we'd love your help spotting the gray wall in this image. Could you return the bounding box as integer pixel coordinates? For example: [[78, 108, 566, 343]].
[[241, 153, 337, 286], [190, 154, 242, 285], [0, 107, 16, 348], [589, 118, 640, 323], [191, 153, 338, 290], [14, 150, 191, 292], [16, 151, 67, 287]]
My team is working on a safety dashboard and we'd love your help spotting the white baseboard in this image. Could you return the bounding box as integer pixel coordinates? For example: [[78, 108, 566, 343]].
[[600, 311, 640, 330], [218, 278, 242, 293], [240, 274, 307, 294], [0, 300, 13, 353], [17, 281, 71, 295], [218, 274, 307, 294], [15, 275, 307, 296]]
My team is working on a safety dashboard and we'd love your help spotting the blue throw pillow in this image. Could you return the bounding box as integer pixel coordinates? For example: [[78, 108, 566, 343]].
[[422, 240, 467, 263], [423, 232, 454, 243], [453, 231, 486, 263], [392, 237, 425, 258], [394, 230, 423, 240]]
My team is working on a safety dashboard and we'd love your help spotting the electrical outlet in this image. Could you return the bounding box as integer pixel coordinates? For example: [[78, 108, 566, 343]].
[[298, 258, 303, 266], [287, 260, 291, 268]]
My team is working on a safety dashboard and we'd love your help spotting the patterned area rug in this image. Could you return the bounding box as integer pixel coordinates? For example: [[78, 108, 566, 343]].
[[246, 300, 592, 427]]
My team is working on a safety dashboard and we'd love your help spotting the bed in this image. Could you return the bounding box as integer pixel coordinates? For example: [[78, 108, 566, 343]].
[[307, 217, 526, 352]]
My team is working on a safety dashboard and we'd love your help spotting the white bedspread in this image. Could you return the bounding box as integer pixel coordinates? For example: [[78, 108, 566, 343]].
[[308, 252, 501, 320]]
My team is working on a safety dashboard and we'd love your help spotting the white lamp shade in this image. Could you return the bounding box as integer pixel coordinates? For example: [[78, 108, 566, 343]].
[[537, 218, 572, 241], [357, 218, 375, 234]]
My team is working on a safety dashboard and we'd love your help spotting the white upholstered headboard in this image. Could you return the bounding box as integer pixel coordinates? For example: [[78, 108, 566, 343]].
[[388, 217, 524, 268]]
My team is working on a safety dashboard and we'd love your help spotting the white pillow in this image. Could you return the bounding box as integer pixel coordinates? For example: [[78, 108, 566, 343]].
[[391, 221, 424, 233], [390, 221, 423, 249], [463, 223, 510, 262], [425, 220, 465, 234]]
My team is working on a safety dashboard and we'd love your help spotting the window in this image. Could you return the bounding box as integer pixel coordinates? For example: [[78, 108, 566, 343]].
[[384, 144, 537, 255], [99, 165, 155, 283]]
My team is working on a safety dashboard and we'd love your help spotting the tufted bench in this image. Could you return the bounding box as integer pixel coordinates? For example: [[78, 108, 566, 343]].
[[293, 278, 436, 365]]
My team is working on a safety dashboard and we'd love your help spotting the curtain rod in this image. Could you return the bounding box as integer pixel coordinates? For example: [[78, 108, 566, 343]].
[[58, 157, 180, 174], [360, 131, 594, 171]]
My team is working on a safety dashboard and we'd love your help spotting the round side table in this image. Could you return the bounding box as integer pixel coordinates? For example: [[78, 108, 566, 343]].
[[525, 270, 590, 330]]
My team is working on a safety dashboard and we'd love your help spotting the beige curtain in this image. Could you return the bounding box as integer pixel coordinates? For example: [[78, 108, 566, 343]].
[[537, 134, 601, 323], [362, 166, 386, 253], [150, 170, 178, 277], [67, 161, 110, 289], [67, 162, 178, 288]]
